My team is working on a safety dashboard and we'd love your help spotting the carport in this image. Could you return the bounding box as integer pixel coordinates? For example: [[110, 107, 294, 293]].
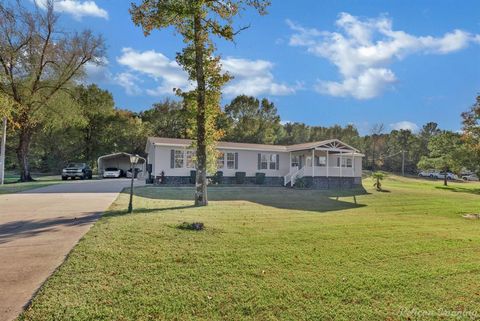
[[97, 153, 146, 178]]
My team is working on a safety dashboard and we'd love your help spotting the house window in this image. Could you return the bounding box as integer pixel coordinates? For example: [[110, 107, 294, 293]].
[[269, 154, 277, 170], [186, 150, 195, 168], [174, 150, 184, 168], [291, 155, 299, 167], [315, 156, 327, 167], [337, 157, 353, 168], [260, 153, 278, 170], [346, 158, 353, 168], [226, 152, 235, 169], [217, 152, 225, 169], [261, 154, 268, 169]]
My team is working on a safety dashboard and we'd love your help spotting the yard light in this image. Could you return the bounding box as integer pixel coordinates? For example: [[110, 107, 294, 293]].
[[128, 154, 140, 213]]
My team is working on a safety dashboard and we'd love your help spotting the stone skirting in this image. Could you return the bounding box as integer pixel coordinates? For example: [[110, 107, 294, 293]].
[[155, 175, 284, 186], [301, 176, 362, 189], [154, 175, 361, 189]]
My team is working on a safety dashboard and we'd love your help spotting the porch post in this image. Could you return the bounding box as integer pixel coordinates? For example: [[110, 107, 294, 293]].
[[326, 150, 329, 177], [312, 148, 315, 177], [340, 151, 343, 178], [352, 151, 355, 176], [289, 152, 291, 172]]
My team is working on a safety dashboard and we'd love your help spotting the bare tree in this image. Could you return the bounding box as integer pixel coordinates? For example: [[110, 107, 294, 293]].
[[0, 0, 105, 181]]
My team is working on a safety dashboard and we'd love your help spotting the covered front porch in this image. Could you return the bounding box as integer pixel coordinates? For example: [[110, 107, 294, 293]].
[[284, 140, 363, 186]]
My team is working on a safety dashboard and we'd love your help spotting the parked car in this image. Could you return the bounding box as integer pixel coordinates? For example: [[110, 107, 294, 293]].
[[62, 163, 92, 180], [418, 170, 436, 178], [462, 173, 479, 181], [103, 167, 123, 178], [126, 168, 142, 178], [433, 172, 458, 180]]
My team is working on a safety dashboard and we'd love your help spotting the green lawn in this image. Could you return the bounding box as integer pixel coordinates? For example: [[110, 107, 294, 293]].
[[20, 176, 480, 321], [0, 174, 61, 194]]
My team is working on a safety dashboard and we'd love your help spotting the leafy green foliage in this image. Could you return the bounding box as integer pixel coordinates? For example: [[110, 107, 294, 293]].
[[371, 171, 386, 191], [461, 95, 480, 175], [417, 131, 463, 185], [224, 95, 282, 144]]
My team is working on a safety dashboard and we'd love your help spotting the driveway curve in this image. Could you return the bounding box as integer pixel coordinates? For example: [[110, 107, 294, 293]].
[[0, 179, 144, 321]]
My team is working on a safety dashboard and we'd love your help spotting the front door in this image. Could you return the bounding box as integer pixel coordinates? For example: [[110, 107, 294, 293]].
[[306, 156, 312, 167]]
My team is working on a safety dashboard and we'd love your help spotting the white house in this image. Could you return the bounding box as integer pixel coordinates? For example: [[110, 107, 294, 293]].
[[146, 137, 364, 188]]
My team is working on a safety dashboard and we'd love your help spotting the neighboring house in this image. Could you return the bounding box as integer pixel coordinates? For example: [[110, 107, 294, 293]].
[[146, 137, 364, 188]]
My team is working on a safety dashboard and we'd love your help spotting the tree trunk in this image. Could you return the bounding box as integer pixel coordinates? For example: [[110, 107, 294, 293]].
[[16, 128, 34, 182], [193, 13, 208, 206], [444, 170, 448, 186], [372, 138, 376, 171]]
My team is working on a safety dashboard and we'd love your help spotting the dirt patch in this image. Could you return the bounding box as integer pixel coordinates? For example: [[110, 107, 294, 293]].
[[462, 214, 480, 219]]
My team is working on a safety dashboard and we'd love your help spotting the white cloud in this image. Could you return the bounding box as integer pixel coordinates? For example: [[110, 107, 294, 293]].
[[114, 72, 142, 96], [288, 13, 479, 99], [315, 68, 396, 99], [222, 57, 297, 96], [33, 0, 108, 20], [390, 121, 419, 132], [115, 48, 296, 97]]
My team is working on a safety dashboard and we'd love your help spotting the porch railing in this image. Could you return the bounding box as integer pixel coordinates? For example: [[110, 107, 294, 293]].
[[284, 166, 305, 186]]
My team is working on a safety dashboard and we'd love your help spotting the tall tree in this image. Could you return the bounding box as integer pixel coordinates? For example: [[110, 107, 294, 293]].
[[417, 131, 463, 186], [130, 0, 270, 206], [369, 123, 385, 171], [76, 84, 115, 167], [224, 95, 281, 144], [140, 99, 188, 139], [461, 95, 480, 174], [0, 0, 105, 181]]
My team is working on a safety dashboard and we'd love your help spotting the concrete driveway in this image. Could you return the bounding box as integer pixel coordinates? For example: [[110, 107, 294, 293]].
[[0, 178, 144, 321]]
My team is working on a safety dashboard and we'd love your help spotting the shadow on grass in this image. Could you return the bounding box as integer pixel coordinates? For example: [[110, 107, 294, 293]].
[[123, 186, 370, 213], [435, 185, 480, 195]]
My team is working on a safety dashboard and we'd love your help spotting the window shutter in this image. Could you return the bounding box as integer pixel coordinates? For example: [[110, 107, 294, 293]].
[[170, 150, 174, 168], [276, 154, 280, 170], [235, 152, 238, 169], [257, 153, 261, 170]]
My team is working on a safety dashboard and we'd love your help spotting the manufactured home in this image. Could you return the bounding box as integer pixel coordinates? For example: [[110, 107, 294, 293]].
[[145, 137, 364, 188]]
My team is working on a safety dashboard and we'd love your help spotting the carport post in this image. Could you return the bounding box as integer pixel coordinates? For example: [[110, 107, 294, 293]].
[[0, 117, 6, 185]]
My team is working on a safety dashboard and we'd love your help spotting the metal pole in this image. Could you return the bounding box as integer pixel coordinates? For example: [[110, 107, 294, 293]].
[[0, 117, 6, 185], [128, 160, 134, 213], [401, 150, 405, 176]]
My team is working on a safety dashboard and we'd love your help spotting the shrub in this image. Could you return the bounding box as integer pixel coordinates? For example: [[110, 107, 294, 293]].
[[177, 222, 204, 231], [189, 170, 196, 184], [235, 171, 246, 184], [372, 171, 386, 191], [294, 177, 308, 188], [212, 171, 223, 184], [255, 172, 266, 185]]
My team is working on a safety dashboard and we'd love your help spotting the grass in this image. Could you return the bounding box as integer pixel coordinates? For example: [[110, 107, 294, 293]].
[[0, 173, 61, 194], [19, 175, 480, 321]]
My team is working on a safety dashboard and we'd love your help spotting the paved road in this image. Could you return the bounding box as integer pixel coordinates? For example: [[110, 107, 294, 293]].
[[0, 179, 144, 321]]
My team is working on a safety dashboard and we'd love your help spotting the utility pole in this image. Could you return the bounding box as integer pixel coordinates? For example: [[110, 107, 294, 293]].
[[0, 117, 6, 185], [401, 150, 405, 176]]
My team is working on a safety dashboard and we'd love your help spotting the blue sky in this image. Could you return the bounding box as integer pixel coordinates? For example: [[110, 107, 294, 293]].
[[33, 0, 480, 134]]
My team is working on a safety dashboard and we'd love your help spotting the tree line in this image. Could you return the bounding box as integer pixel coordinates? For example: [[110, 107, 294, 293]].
[[4, 84, 479, 180]]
